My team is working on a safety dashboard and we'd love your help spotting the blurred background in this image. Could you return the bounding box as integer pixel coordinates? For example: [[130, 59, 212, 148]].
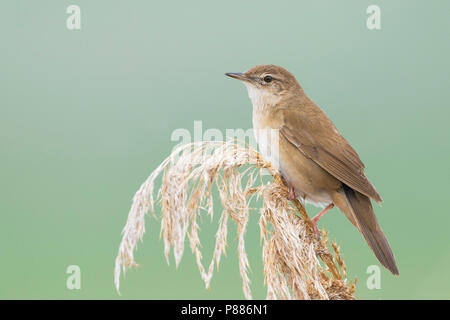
[[1, 0, 449, 299]]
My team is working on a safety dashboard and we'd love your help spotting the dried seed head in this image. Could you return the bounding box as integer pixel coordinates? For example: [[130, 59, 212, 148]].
[[114, 141, 355, 299]]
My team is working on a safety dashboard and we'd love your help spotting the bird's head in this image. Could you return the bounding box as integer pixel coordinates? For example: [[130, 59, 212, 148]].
[[225, 64, 304, 108]]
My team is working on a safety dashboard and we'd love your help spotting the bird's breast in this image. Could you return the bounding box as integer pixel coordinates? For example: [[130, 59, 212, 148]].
[[253, 111, 339, 209]]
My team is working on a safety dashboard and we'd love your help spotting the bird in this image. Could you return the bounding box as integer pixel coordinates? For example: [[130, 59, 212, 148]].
[[225, 64, 399, 275]]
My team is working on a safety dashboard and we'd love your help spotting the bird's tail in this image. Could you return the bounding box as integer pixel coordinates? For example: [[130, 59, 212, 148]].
[[338, 185, 399, 275]]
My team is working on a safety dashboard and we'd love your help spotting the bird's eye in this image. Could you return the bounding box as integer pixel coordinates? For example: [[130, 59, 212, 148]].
[[263, 75, 272, 83]]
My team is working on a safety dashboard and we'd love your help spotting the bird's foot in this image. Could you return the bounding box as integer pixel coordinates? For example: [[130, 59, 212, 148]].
[[281, 176, 296, 200], [288, 185, 296, 200], [312, 222, 321, 239]]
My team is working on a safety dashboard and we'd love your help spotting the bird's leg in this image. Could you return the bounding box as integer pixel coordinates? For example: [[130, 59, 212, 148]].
[[280, 175, 296, 200], [284, 180, 296, 200], [288, 184, 296, 200], [311, 203, 334, 237]]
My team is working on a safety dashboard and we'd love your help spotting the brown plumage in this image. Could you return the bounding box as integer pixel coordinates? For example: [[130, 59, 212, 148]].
[[226, 64, 399, 275]]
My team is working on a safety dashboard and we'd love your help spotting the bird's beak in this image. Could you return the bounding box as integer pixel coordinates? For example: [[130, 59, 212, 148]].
[[225, 72, 251, 82]]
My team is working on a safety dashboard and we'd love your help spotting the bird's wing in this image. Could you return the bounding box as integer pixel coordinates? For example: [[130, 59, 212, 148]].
[[279, 106, 382, 203]]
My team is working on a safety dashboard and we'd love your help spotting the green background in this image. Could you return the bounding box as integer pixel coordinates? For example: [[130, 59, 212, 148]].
[[1, 1, 449, 299]]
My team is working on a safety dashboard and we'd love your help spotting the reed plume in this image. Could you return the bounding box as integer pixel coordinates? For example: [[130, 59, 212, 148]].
[[114, 141, 356, 299]]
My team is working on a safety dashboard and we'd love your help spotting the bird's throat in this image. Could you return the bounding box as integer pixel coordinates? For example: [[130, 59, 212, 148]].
[[244, 84, 281, 114]]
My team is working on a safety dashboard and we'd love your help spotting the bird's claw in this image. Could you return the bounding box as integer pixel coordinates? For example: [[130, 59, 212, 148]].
[[312, 222, 322, 240], [288, 185, 296, 200]]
